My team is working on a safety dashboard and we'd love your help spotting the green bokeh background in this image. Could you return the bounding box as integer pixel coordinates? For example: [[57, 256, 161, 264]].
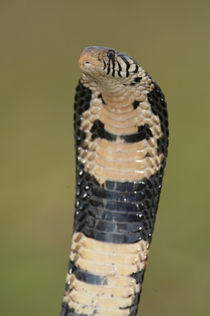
[[1, 1, 210, 315]]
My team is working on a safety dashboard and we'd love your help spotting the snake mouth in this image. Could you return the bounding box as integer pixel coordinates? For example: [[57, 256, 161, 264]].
[[79, 46, 103, 71], [78, 46, 116, 77], [79, 56, 94, 71]]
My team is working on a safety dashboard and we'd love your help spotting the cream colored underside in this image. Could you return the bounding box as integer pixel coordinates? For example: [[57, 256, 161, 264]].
[[63, 232, 149, 315], [78, 83, 163, 184]]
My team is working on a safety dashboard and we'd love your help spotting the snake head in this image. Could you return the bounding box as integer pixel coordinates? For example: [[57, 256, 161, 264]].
[[79, 46, 141, 81]]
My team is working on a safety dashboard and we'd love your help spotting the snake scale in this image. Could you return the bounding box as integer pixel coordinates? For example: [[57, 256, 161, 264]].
[[60, 46, 169, 316]]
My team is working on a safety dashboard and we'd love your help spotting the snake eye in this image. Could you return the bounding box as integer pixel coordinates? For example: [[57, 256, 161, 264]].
[[107, 49, 115, 60]]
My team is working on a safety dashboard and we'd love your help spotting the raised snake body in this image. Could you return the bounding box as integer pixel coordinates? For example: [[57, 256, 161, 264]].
[[61, 46, 169, 316]]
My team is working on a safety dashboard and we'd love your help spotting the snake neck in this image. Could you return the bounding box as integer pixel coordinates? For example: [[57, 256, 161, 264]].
[[102, 89, 133, 107], [81, 69, 154, 108]]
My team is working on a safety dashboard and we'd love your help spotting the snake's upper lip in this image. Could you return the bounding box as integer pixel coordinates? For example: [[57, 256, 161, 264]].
[[79, 46, 103, 70], [78, 55, 93, 70], [79, 54, 96, 67]]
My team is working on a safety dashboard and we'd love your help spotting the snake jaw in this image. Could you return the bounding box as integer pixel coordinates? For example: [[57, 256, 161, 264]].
[[78, 46, 107, 77]]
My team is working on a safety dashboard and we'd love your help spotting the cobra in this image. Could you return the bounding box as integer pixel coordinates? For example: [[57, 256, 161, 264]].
[[60, 46, 169, 316]]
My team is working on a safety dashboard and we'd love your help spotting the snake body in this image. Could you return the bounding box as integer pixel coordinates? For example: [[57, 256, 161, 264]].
[[61, 46, 168, 316]]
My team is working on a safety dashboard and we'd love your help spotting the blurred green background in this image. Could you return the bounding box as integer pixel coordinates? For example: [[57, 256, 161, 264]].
[[1, 1, 210, 315]]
